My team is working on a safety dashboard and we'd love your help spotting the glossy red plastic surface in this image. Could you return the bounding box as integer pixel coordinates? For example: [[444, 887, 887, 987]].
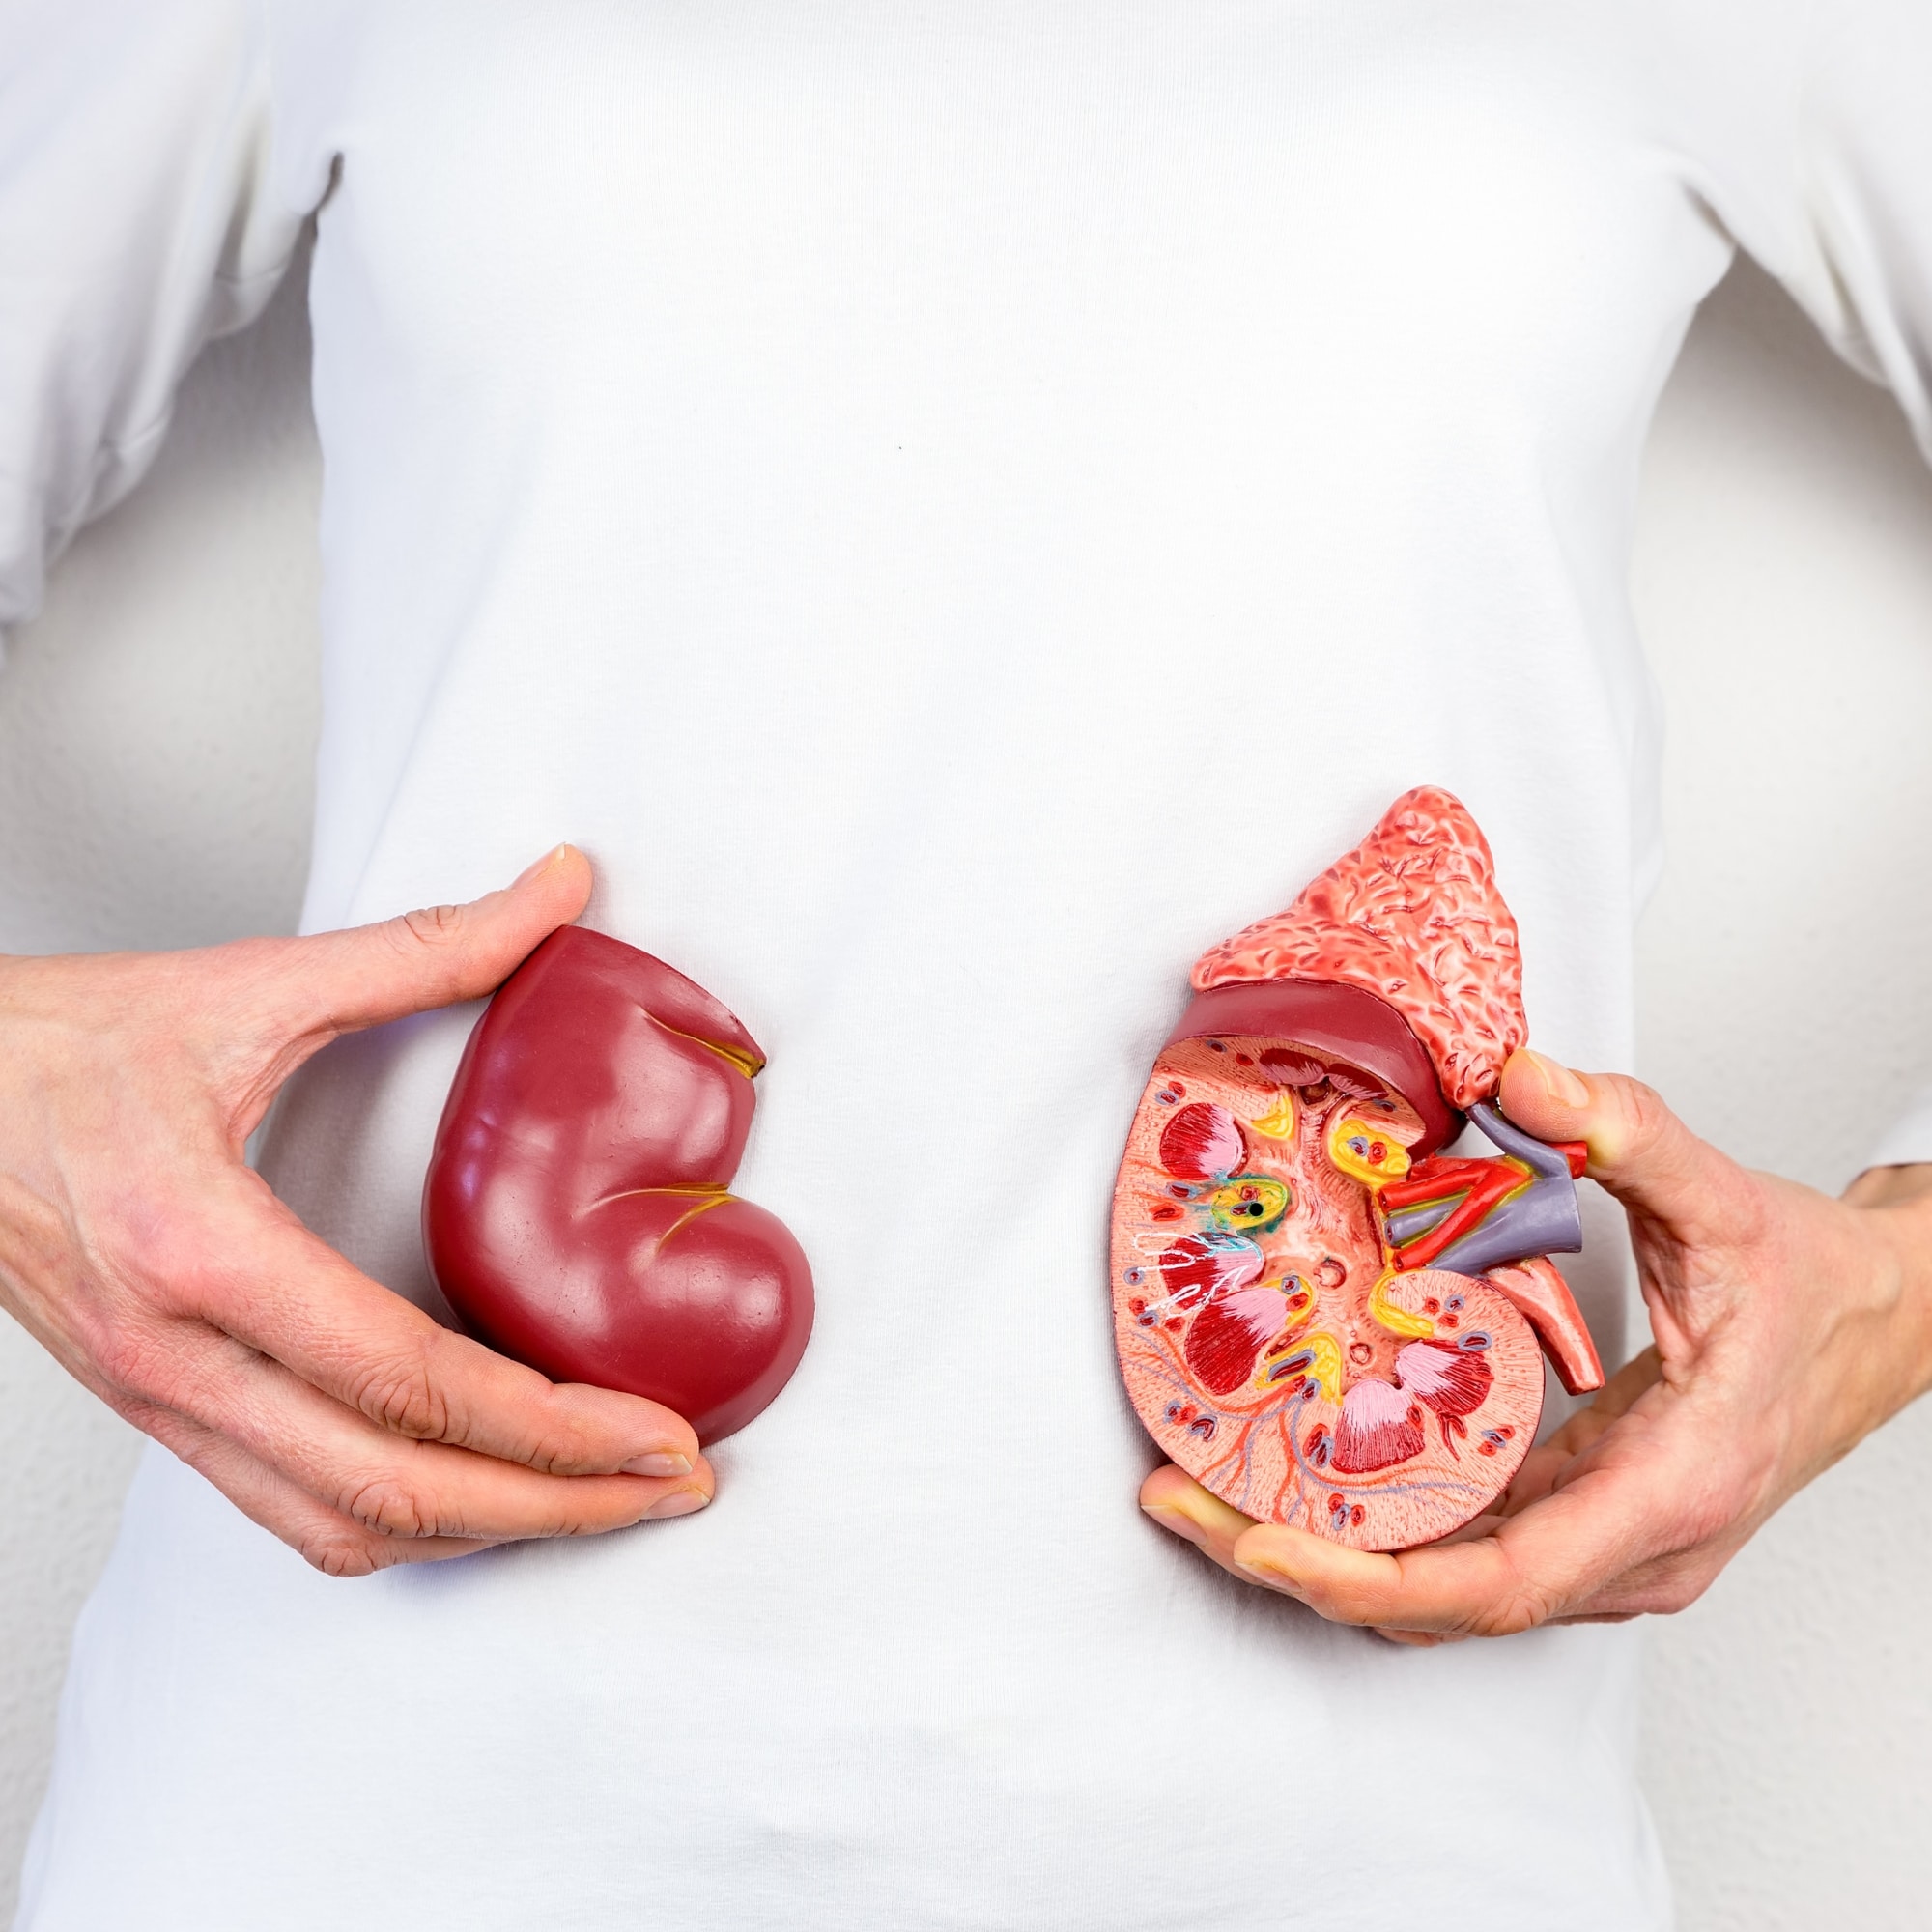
[[422, 925, 813, 1444]]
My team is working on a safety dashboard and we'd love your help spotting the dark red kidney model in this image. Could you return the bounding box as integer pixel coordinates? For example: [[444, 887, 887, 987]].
[[1111, 786, 1605, 1552], [422, 926, 813, 1445]]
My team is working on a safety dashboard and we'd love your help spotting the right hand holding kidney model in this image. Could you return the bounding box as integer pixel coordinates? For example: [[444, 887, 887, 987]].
[[1111, 787, 1604, 1552], [423, 927, 813, 1446]]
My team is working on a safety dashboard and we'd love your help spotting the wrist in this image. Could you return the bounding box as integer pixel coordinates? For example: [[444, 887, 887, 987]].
[[1843, 1161, 1932, 1210], [1859, 1177, 1932, 1410]]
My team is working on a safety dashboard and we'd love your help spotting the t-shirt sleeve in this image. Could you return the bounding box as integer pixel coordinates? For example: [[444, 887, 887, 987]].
[[1667, 0, 1932, 462], [0, 0, 304, 643], [1658, 1, 1932, 1170]]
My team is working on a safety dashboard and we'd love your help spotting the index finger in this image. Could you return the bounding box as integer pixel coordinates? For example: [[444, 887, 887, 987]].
[[179, 1177, 700, 1478], [1230, 1446, 1680, 1635]]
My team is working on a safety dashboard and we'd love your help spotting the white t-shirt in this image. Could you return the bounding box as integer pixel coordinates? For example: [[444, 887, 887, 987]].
[[6, 3, 1932, 1926]]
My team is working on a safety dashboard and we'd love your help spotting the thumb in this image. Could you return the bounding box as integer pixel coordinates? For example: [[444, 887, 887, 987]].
[[269, 844, 594, 1037], [1497, 1048, 1745, 1238]]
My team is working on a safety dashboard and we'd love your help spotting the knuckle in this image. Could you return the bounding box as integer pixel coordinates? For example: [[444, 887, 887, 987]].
[[90, 1200, 262, 1341], [543, 1503, 627, 1539], [110, 1389, 193, 1452], [1673, 1487, 1742, 1550], [295, 1525, 386, 1578], [351, 1350, 453, 1441], [95, 1206, 204, 1308], [1476, 1588, 1554, 1637], [1610, 1562, 1716, 1618], [1647, 1578, 1708, 1616], [362, 905, 477, 1011], [1605, 1076, 1672, 1163], [94, 1322, 196, 1406], [88, 1321, 155, 1394], [103, 1388, 159, 1432], [339, 1471, 436, 1539], [522, 1413, 602, 1476], [1656, 1450, 1758, 1549], [393, 904, 466, 951], [1472, 1556, 1564, 1636]]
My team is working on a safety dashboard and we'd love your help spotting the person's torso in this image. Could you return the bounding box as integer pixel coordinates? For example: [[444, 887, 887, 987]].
[[24, 6, 1715, 1924]]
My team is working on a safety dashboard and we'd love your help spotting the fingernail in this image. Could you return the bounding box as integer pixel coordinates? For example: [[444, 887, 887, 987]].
[[1235, 1555, 1306, 1599], [1524, 1048, 1590, 1108], [513, 844, 569, 887], [1142, 1502, 1207, 1548], [621, 1452, 693, 1479], [644, 1487, 710, 1520]]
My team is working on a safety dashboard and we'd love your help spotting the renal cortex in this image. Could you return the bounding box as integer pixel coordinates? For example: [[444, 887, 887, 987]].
[[1109, 786, 1605, 1554]]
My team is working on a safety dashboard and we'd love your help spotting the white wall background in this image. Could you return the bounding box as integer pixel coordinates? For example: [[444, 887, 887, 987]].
[[2, 247, 1930, 1928]]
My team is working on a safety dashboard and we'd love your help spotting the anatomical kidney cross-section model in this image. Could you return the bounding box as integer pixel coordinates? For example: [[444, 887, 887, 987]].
[[1111, 787, 1605, 1551], [423, 925, 813, 1445]]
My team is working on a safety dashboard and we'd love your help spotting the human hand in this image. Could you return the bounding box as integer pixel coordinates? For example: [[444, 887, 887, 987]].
[[0, 847, 711, 1577], [1141, 1051, 1932, 1639]]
